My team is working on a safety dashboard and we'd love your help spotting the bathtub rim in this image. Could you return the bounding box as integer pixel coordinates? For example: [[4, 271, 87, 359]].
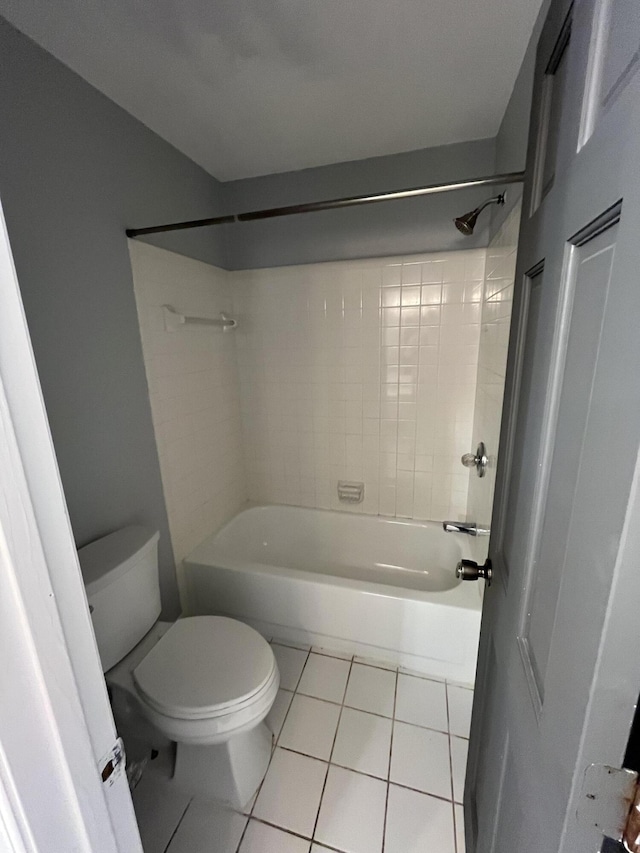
[[184, 503, 484, 613]]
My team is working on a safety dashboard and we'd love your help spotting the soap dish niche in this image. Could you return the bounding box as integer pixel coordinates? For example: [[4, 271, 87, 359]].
[[337, 481, 364, 504]]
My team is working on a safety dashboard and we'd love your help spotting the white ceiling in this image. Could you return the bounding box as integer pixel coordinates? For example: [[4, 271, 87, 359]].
[[0, 0, 543, 181]]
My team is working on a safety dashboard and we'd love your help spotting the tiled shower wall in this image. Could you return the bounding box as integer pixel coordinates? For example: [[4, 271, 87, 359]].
[[129, 242, 247, 567], [130, 239, 517, 558], [233, 250, 486, 521], [466, 201, 521, 530]]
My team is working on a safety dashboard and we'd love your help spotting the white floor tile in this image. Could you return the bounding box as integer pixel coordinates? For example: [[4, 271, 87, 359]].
[[239, 819, 309, 853], [279, 695, 341, 760], [253, 748, 326, 838], [344, 663, 396, 717], [390, 722, 451, 799], [331, 707, 392, 779], [384, 784, 455, 853], [132, 772, 191, 853], [266, 688, 294, 739], [448, 685, 474, 738], [272, 644, 308, 691], [312, 645, 352, 661], [298, 653, 351, 703], [395, 674, 448, 732], [353, 655, 397, 671], [165, 800, 247, 853], [314, 766, 387, 853], [455, 803, 466, 852], [451, 736, 468, 804]]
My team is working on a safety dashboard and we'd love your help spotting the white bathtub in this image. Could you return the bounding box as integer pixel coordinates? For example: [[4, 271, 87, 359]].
[[183, 505, 482, 684]]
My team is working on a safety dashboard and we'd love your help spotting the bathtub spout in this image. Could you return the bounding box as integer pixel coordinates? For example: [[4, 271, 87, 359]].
[[442, 521, 490, 536]]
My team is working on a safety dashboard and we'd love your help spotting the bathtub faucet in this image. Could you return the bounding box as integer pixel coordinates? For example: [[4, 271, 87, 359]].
[[442, 521, 490, 536]]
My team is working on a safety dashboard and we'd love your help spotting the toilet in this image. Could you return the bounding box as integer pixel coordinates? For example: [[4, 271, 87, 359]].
[[79, 525, 279, 809]]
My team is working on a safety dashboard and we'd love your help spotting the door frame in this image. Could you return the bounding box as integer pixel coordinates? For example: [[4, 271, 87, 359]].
[[0, 197, 142, 852]]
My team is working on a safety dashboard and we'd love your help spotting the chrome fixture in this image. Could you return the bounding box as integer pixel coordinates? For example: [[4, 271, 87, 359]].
[[454, 193, 505, 236], [126, 173, 524, 237], [163, 304, 238, 331], [456, 558, 493, 585], [461, 441, 488, 478], [443, 521, 491, 536]]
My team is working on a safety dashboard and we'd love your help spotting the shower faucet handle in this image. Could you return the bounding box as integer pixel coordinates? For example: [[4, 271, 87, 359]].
[[461, 442, 488, 478]]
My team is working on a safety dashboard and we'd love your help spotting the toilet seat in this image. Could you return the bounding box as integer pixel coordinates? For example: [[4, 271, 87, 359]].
[[131, 616, 279, 743]]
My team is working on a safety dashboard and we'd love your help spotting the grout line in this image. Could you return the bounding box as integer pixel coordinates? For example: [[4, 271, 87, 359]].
[[311, 648, 354, 662], [341, 701, 453, 738], [162, 797, 194, 853], [291, 648, 315, 694], [401, 669, 447, 685], [292, 663, 456, 738], [445, 682, 459, 853], [309, 656, 354, 845], [296, 689, 351, 708], [248, 815, 314, 842], [308, 836, 350, 853], [234, 648, 312, 852], [381, 668, 399, 853], [202, 647, 471, 853], [246, 814, 361, 853], [352, 659, 398, 673], [386, 780, 455, 806], [270, 639, 312, 653], [274, 744, 457, 806], [446, 679, 474, 692]]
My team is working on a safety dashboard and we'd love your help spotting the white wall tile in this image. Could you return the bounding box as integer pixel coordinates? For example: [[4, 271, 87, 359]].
[[467, 202, 521, 532], [234, 250, 485, 521], [130, 241, 247, 572], [132, 243, 496, 549]]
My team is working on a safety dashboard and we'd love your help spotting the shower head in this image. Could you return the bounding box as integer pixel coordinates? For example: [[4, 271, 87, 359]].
[[454, 193, 506, 236]]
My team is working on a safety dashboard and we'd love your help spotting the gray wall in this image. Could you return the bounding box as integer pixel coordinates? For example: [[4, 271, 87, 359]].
[[223, 138, 497, 269], [0, 17, 229, 616]]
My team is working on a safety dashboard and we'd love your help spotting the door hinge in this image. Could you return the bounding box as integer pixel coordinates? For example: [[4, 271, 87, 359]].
[[99, 738, 126, 788], [623, 783, 640, 852], [575, 764, 639, 851]]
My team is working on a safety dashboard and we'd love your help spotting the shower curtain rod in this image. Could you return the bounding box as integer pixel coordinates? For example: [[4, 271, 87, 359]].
[[125, 170, 525, 238]]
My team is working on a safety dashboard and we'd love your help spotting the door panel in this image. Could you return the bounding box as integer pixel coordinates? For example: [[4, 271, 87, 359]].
[[525, 219, 618, 701], [541, 27, 572, 202], [466, 0, 640, 850], [580, 0, 640, 146], [531, 5, 574, 214], [601, 0, 640, 107], [501, 266, 545, 580]]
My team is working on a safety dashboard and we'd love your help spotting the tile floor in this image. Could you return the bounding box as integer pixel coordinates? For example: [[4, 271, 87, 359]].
[[132, 640, 472, 853]]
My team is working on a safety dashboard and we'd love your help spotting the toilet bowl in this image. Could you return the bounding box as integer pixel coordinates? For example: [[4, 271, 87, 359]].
[[79, 527, 279, 809]]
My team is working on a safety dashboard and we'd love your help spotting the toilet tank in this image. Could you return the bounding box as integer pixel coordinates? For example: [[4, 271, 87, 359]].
[[79, 526, 161, 673]]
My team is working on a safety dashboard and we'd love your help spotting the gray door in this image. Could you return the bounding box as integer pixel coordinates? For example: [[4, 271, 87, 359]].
[[466, 0, 640, 851]]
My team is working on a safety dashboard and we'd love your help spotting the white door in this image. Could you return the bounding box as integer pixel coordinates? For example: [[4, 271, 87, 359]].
[[0, 199, 143, 852], [466, 0, 640, 851]]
